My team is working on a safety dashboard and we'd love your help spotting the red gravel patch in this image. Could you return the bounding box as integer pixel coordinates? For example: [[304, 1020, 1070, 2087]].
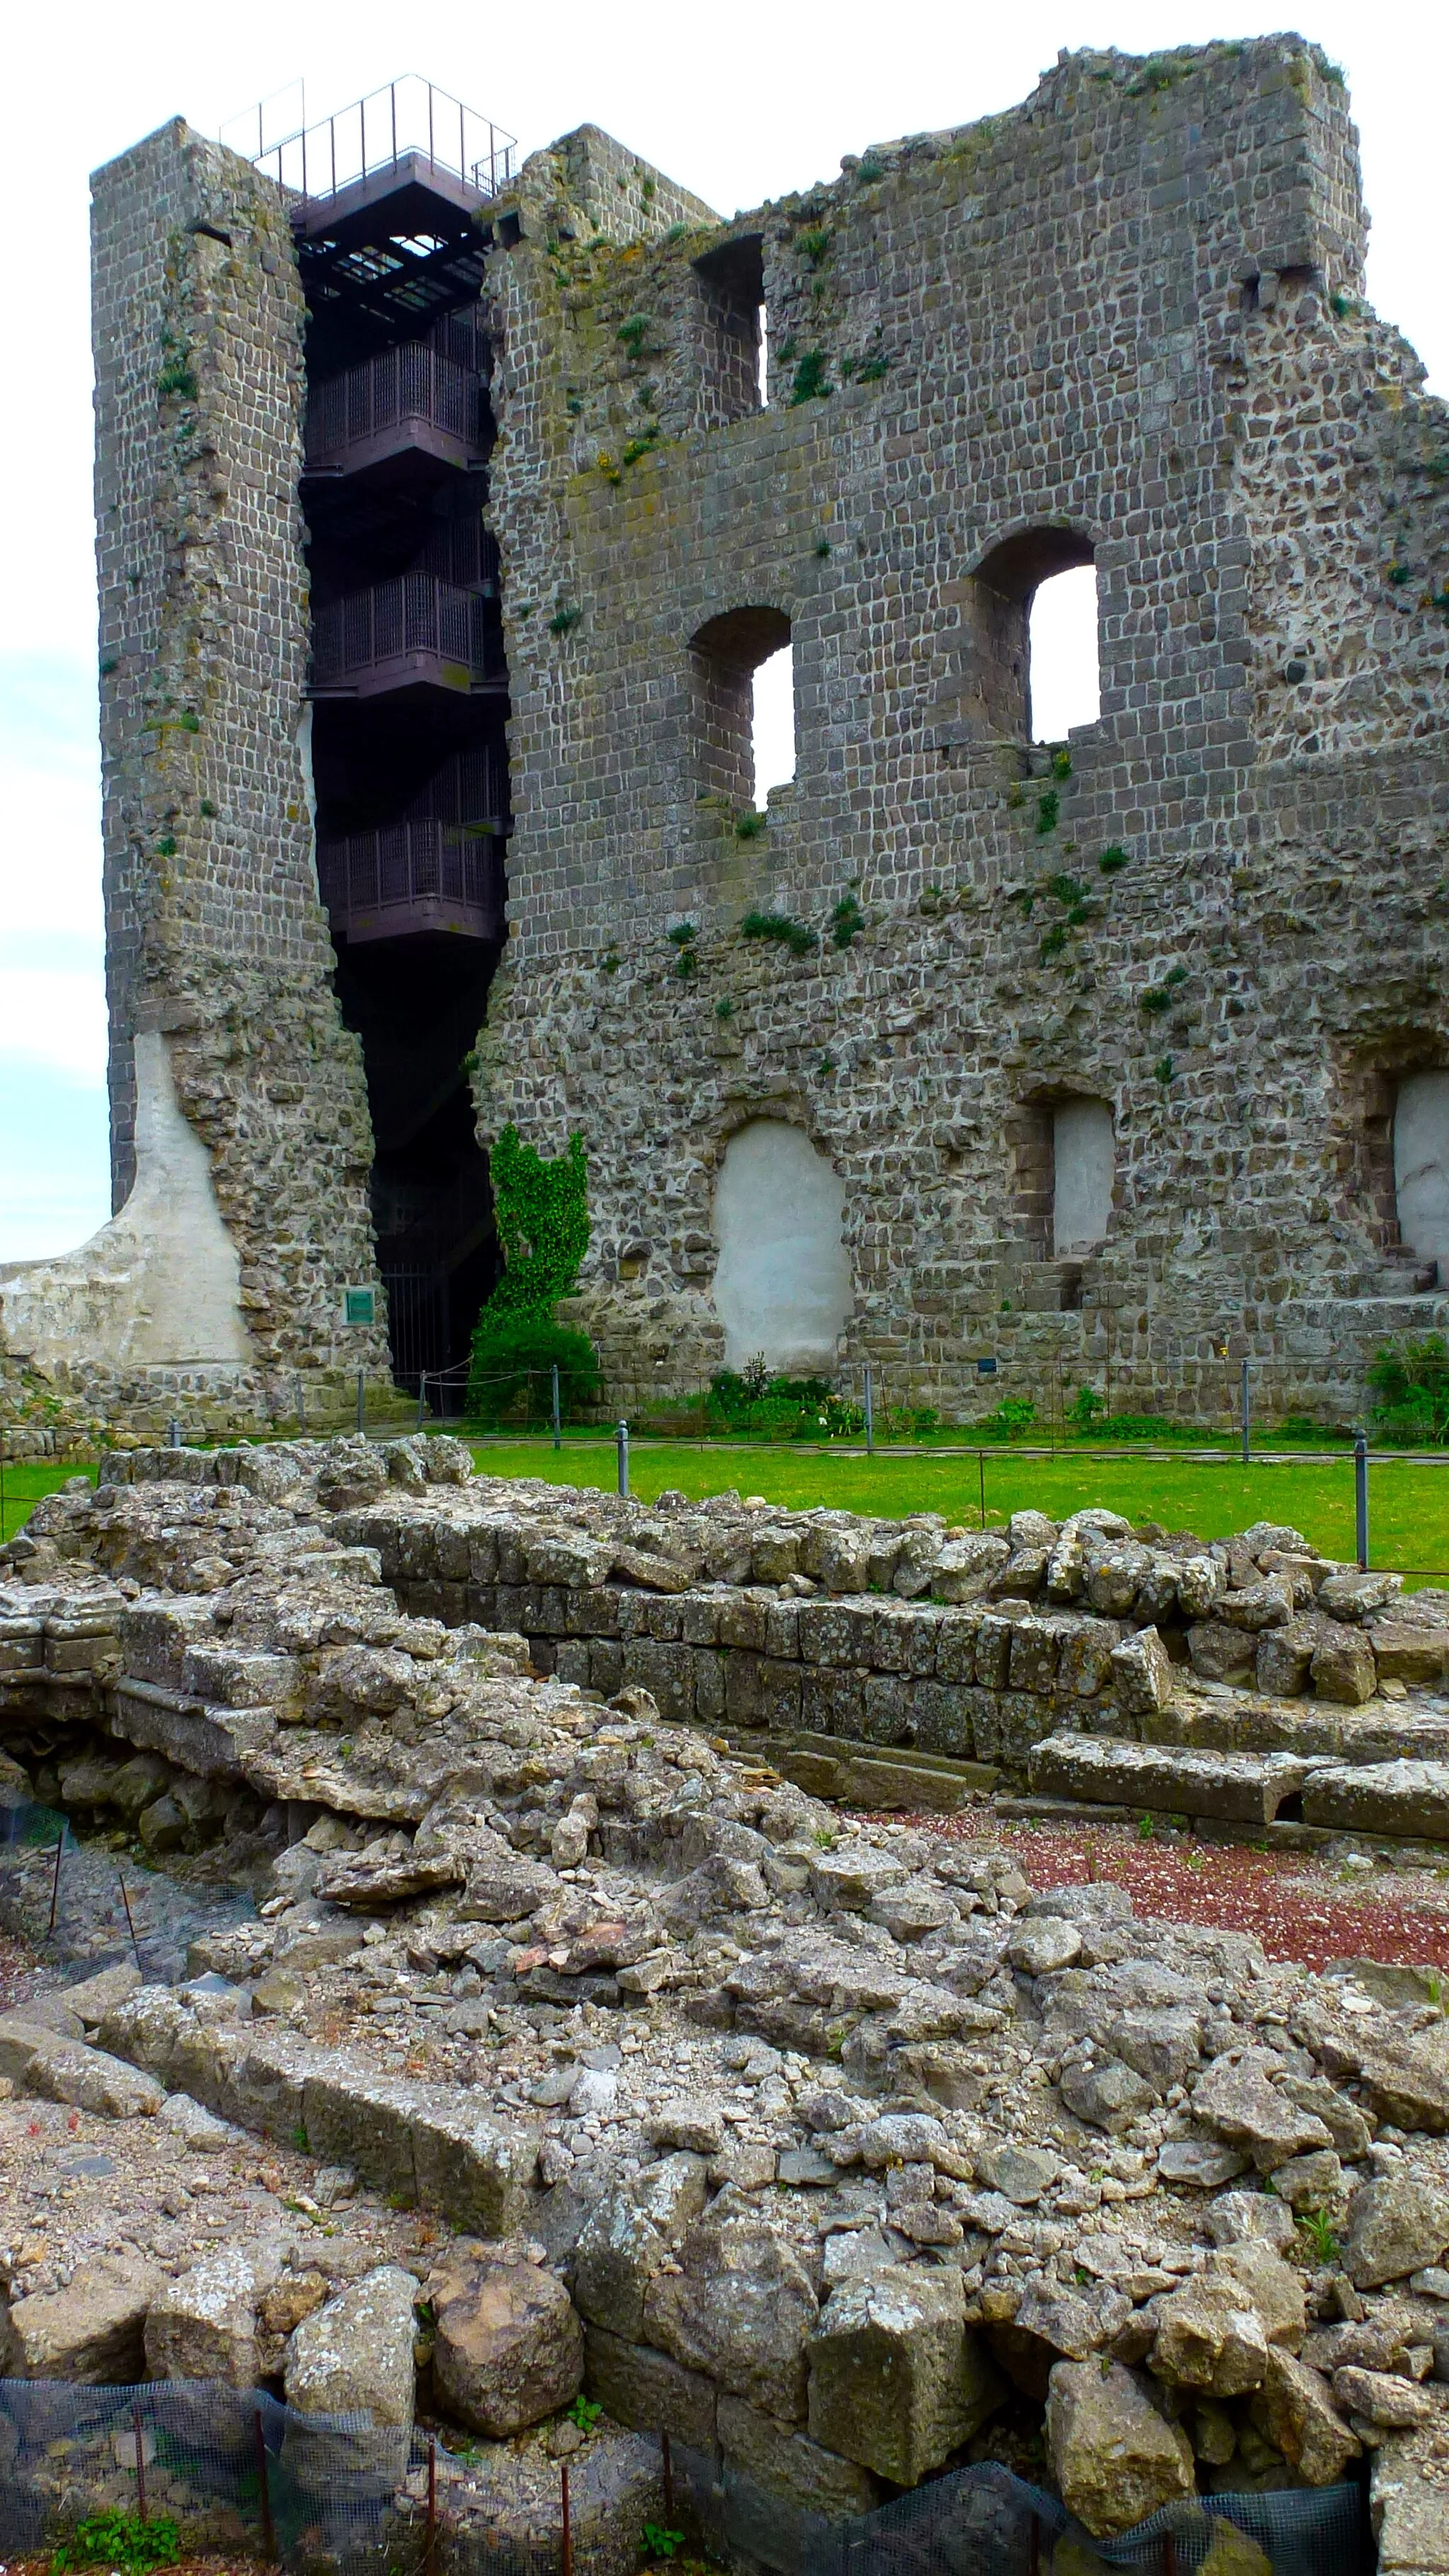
[[923, 1809, 1449, 1975]]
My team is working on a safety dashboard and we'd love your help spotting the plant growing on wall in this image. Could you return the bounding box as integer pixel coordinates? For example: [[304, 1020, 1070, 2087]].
[[788, 350, 833, 405], [466, 1126, 600, 1427], [831, 890, 865, 948], [741, 909, 819, 956]]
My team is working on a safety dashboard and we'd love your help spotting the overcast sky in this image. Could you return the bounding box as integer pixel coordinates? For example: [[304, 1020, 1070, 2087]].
[[1, 1, 1444, 1261]]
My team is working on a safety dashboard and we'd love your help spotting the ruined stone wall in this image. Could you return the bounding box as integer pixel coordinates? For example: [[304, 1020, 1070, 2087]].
[[83, 122, 389, 1410], [473, 43, 1449, 1422]]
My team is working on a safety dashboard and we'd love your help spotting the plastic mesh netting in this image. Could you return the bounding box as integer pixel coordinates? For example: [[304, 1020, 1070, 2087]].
[[0, 2387, 1368, 2576], [801, 2461, 1368, 2576]]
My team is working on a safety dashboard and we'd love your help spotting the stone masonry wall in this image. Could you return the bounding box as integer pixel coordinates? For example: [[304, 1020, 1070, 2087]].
[[88, 122, 390, 1406], [471, 42, 1449, 1423]]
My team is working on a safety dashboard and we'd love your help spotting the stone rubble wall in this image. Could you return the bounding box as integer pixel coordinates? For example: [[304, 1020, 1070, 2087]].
[[10, 121, 393, 1405], [472, 41, 1449, 1421]]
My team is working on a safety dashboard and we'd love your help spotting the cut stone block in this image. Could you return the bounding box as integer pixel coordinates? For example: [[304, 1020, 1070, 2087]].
[[1027, 1734, 1312, 1824], [1303, 1761, 1449, 1840], [1046, 2359, 1194, 2539], [432, 2255, 584, 2436], [806, 2265, 1002, 2483], [584, 2324, 719, 2451], [285, 2264, 417, 2429], [144, 2244, 277, 2385], [9, 2258, 161, 2382], [719, 2391, 881, 2518]]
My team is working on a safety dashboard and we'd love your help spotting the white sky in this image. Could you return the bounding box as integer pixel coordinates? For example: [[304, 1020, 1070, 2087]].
[[1, 1, 1445, 1258]]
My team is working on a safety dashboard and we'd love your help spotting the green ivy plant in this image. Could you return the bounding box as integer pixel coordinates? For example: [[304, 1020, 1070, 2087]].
[[466, 1127, 600, 1426]]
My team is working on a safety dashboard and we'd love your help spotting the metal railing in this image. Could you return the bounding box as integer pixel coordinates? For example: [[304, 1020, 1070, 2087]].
[[317, 819, 504, 933], [311, 576, 502, 687], [305, 343, 486, 470], [233, 75, 516, 206]]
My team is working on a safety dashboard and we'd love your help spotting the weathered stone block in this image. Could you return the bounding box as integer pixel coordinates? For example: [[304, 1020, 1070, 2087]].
[[806, 2267, 1001, 2484]]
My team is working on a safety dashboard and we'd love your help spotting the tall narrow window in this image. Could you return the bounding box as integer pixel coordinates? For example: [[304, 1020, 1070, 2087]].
[[1029, 564, 1101, 740], [691, 237, 765, 428], [751, 642, 795, 796], [1052, 1097, 1114, 1255]]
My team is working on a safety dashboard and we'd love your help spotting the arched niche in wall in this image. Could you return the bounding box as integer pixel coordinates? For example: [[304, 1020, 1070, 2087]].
[[1394, 1071, 1449, 1282], [712, 1119, 851, 1372], [689, 605, 792, 812], [948, 525, 1098, 745]]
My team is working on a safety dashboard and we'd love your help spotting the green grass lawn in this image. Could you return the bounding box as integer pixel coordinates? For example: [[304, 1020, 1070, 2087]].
[[7, 1441, 1449, 1584], [0, 1461, 96, 1545]]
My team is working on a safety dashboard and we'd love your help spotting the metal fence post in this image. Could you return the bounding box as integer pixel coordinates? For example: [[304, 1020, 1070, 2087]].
[[47, 1822, 65, 1937], [553, 1364, 562, 1451], [864, 1363, 874, 1456], [357, 1369, 365, 1434], [1240, 1357, 1251, 1466], [1355, 1430, 1370, 1571], [117, 1864, 143, 1971], [417, 1373, 427, 1434], [560, 2458, 573, 2576], [132, 2401, 148, 2522], [167, 1415, 181, 1449], [617, 1419, 630, 1498]]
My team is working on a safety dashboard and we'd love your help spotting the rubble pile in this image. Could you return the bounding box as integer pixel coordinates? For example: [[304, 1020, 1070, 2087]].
[[1, 1439, 1448, 2571]]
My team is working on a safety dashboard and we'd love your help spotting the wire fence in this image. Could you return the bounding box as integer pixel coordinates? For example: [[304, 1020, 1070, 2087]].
[[449, 1349, 1449, 1457], [0, 2386, 1367, 2576]]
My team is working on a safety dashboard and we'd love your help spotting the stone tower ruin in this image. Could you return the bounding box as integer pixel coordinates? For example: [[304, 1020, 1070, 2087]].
[[4, 39, 1448, 1439]]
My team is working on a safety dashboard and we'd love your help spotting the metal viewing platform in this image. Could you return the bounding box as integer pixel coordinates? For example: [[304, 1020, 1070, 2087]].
[[222, 79, 518, 359], [304, 341, 489, 478], [311, 576, 505, 697], [318, 820, 505, 944], [226, 76, 516, 210]]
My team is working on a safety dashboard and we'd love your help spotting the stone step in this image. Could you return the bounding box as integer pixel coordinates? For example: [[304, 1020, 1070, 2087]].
[[1145, 1690, 1449, 1765], [1027, 1731, 1449, 1849], [1028, 1731, 1317, 1825], [724, 1728, 999, 1814]]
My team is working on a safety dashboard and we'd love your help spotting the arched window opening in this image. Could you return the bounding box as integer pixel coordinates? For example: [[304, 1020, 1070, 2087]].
[[960, 527, 1099, 745], [1395, 1072, 1449, 1284], [1029, 564, 1101, 741], [690, 605, 792, 811]]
